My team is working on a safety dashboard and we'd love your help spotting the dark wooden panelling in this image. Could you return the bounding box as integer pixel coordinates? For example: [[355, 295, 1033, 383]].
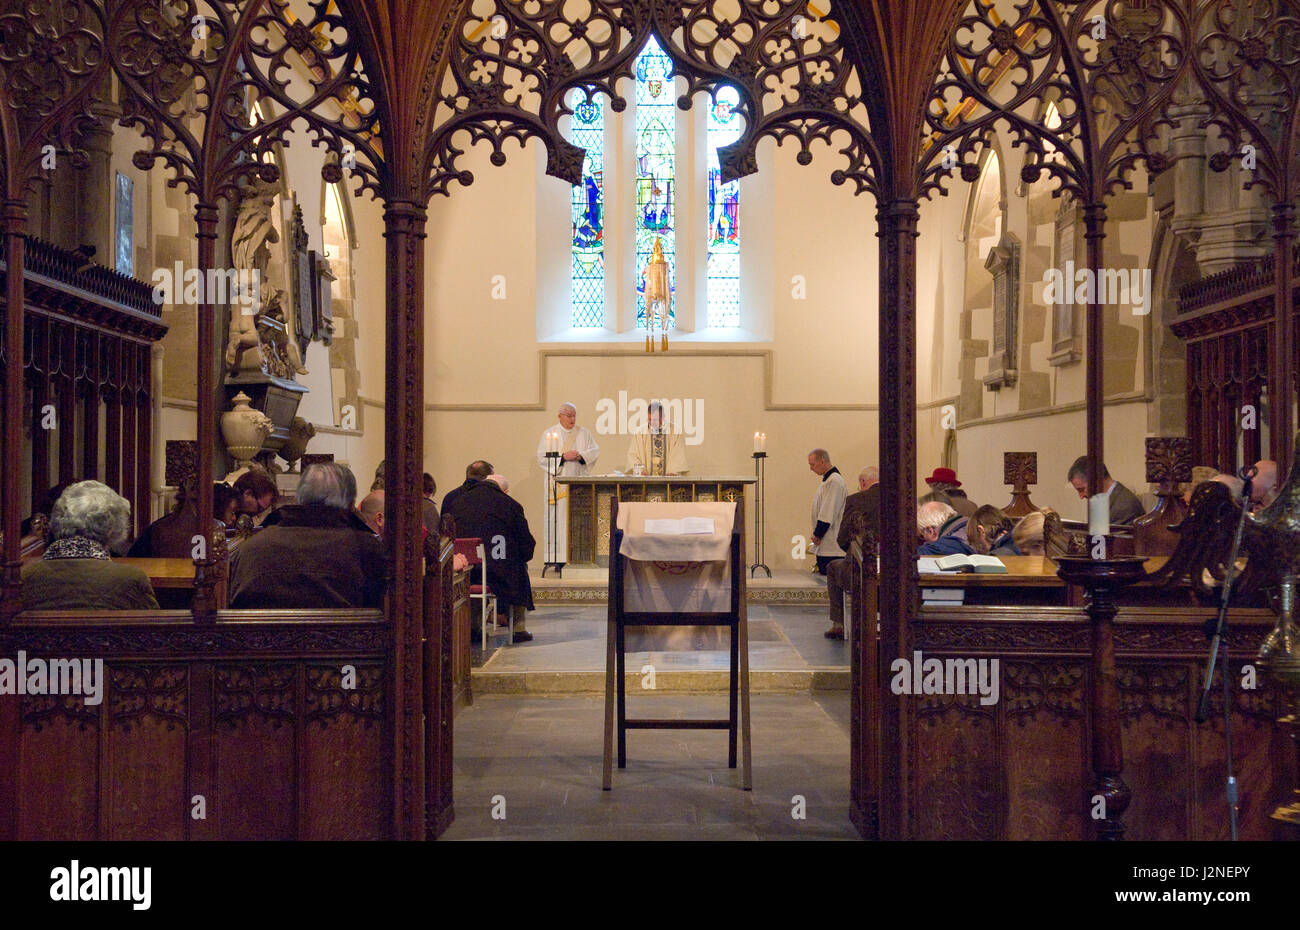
[[855, 562, 1288, 840], [1, 610, 394, 840]]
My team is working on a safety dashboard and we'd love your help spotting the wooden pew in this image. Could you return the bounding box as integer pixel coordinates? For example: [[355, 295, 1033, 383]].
[[0, 607, 390, 840], [847, 540, 1289, 840], [0, 526, 460, 840]]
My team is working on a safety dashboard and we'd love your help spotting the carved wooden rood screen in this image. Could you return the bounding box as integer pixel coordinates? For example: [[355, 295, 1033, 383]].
[[0, 0, 1297, 843], [2, 235, 165, 541]]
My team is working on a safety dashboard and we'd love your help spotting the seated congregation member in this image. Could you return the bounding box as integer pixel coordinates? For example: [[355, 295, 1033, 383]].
[[443, 463, 537, 642], [1065, 455, 1145, 525], [1182, 465, 1220, 507], [924, 467, 977, 518], [358, 490, 385, 538], [22, 481, 159, 611], [442, 459, 492, 515], [228, 462, 385, 609], [917, 501, 972, 556], [822, 466, 882, 640], [231, 467, 279, 525], [967, 505, 1019, 556], [129, 480, 233, 557], [1012, 511, 1047, 556], [1250, 459, 1278, 512], [373, 460, 440, 533], [422, 472, 440, 534]]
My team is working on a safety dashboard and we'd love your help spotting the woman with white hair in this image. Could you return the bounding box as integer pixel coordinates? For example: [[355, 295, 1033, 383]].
[[22, 481, 159, 610]]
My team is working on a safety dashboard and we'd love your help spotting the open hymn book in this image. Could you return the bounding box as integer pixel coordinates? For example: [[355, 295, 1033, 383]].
[[917, 554, 1007, 574]]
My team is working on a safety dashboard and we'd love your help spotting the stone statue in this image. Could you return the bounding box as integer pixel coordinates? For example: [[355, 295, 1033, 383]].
[[225, 178, 309, 376]]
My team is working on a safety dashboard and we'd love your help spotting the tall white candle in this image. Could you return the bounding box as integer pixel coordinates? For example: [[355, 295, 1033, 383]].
[[754, 432, 760, 454], [1088, 495, 1109, 538], [760, 432, 767, 453]]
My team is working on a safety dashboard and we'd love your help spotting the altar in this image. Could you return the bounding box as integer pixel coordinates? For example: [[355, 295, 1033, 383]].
[[556, 476, 756, 566]]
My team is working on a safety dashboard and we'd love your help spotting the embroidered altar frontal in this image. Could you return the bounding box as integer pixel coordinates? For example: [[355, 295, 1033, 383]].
[[557, 476, 755, 566]]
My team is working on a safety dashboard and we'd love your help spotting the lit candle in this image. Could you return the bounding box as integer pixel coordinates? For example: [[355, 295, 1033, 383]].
[[760, 432, 767, 453], [754, 432, 760, 454], [1088, 495, 1109, 538]]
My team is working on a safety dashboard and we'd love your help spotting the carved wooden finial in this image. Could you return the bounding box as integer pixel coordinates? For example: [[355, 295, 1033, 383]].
[[1145, 436, 1192, 490], [1003, 451, 1040, 517]]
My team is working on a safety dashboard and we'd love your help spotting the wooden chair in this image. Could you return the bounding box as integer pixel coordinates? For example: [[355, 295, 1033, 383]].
[[454, 537, 506, 648]]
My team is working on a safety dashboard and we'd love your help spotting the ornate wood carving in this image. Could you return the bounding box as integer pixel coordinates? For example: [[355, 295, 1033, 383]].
[[109, 665, 188, 731], [1146, 436, 1193, 487], [1192, 0, 1300, 470], [165, 439, 198, 488], [428, 0, 881, 199], [1003, 451, 1039, 517], [214, 664, 295, 727], [1129, 437, 1192, 555], [305, 663, 385, 725]]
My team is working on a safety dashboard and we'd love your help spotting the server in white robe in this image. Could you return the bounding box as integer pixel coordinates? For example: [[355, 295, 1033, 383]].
[[807, 448, 846, 575], [537, 402, 600, 564]]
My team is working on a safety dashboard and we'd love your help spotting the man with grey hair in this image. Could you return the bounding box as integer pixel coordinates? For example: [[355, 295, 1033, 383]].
[[807, 448, 847, 575], [917, 500, 973, 556], [22, 481, 159, 610], [821, 465, 882, 639], [229, 462, 385, 608], [537, 402, 599, 568]]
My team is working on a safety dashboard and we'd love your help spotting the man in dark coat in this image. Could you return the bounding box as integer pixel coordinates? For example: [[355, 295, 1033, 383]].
[[443, 464, 537, 642], [228, 462, 385, 609], [822, 467, 881, 639]]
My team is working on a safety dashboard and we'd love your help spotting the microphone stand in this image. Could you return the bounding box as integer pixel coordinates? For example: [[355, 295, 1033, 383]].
[[1195, 464, 1255, 842]]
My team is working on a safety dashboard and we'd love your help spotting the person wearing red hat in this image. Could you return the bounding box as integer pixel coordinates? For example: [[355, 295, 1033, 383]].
[[924, 466, 977, 519]]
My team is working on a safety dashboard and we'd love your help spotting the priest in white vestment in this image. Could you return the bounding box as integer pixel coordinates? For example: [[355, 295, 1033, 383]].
[[537, 402, 600, 565], [625, 401, 689, 476]]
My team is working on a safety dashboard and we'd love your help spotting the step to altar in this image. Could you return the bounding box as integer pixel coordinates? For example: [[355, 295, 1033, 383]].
[[470, 606, 849, 696], [530, 567, 829, 606]]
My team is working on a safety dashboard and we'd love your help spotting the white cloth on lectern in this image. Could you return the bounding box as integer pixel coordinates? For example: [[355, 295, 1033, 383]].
[[536, 423, 600, 562]]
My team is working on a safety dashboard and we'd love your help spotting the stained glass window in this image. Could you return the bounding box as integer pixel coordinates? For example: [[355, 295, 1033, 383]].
[[635, 35, 675, 329], [706, 85, 741, 328], [570, 92, 605, 328]]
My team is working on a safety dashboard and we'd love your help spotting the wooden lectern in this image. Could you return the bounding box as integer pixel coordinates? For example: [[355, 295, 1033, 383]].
[[602, 497, 752, 790]]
